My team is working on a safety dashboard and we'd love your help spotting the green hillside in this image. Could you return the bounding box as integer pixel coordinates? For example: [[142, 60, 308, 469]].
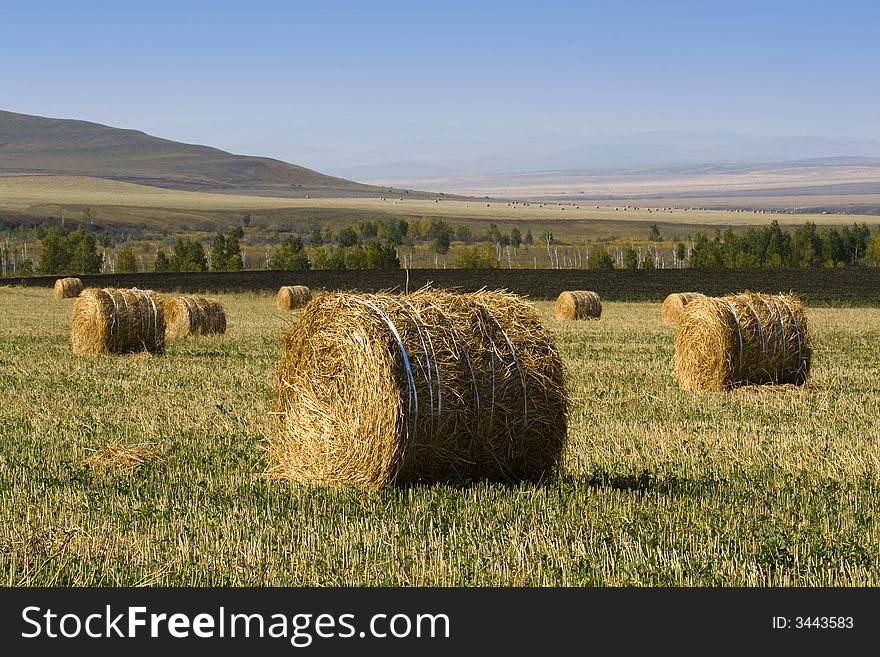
[[0, 110, 408, 198]]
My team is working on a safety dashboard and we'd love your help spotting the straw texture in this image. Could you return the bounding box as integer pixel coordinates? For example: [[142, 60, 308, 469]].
[[675, 291, 811, 391], [164, 296, 227, 339], [271, 287, 568, 490], [554, 290, 601, 320], [661, 292, 704, 327], [276, 285, 312, 311], [53, 277, 84, 300], [70, 288, 165, 355]]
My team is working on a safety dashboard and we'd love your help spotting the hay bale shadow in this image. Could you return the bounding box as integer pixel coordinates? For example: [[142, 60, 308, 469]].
[[568, 470, 722, 497]]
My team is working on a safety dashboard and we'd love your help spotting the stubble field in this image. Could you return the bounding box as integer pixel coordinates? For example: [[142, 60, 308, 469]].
[[1, 287, 878, 586], [0, 173, 855, 236]]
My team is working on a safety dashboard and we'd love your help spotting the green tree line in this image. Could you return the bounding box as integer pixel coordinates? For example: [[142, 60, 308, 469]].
[[13, 214, 880, 275], [690, 221, 872, 268]]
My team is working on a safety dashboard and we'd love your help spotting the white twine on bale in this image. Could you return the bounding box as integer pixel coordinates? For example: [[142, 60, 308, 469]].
[[476, 306, 498, 429], [134, 287, 159, 347], [779, 296, 807, 377], [433, 305, 480, 413], [104, 289, 120, 346], [724, 300, 745, 372], [182, 296, 196, 333], [119, 292, 132, 349], [134, 288, 146, 337], [389, 300, 436, 430], [477, 304, 528, 429], [743, 300, 766, 355], [758, 296, 780, 356], [356, 299, 419, 441], [772, 298, 787, 355], [129, 288, 145, 340], [131, 288, 157, 345], [145, 290, 159, 341], [423, 326, 441, 414], [401, 299, 443, 417], [351, 296, 531, 438]]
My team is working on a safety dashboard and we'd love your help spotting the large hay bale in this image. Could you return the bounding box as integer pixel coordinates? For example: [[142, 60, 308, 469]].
[[53, 277, 83, 300], [660, 292, 704, 327], [271, 288, 568, 490], [164, 296, 227, 339], [71, 288, 165, 355], [276, 285, 312, 311], [675, 291, 811, 391], [554, 290, 601, 320]]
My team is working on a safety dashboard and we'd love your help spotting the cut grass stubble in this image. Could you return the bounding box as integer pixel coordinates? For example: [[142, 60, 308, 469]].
[[0, 289, 879, 586]]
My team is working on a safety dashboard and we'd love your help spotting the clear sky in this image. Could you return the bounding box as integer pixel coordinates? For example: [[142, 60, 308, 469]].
[[2, 0, 878, 169]]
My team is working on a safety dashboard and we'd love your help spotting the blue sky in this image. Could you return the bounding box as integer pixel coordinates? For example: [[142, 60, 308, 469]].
[[2, 0, 878, 169]]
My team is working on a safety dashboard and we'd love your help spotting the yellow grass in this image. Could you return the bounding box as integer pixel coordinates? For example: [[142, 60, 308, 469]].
[[2, 286, 879, 585], [0, 174, 855, 228]]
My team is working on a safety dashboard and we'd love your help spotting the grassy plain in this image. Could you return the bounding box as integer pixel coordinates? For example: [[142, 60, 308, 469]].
[[0, 173, 858, 238], [1, 287, 879, 585], [4, 173, 872, 271]]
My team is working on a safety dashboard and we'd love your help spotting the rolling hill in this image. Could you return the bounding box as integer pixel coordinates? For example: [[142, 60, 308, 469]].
[[0, 110, 419, 198]]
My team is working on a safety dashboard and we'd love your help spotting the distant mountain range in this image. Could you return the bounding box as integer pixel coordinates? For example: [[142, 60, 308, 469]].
[[137, 118, 880, 182], [3, 110, 879, 206], [326, 128, 880, 180], [0, 110, 414, 198]]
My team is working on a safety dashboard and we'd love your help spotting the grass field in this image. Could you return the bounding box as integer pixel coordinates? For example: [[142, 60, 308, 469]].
[[3, 173, 873, 272], [1, 287, 879, 586], [0, 174, 858, 237]]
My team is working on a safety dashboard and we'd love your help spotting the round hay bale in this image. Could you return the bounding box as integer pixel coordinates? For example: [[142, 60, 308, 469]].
[[660, 292, 704, 327], [276, 285, 312, 311], [554, 290, 601, 320], [71, 288, 165, 355], [53, 277, 84, 300], [164, 296, 227, 339], [271, 288, 568, 490], [675, 291, 811, 391]]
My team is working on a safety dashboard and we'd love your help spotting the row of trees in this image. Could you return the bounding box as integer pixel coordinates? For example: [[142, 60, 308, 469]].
[[153, 226, 246, 273], [302, 217, 540, 257], [38, 228, 101, 275], [690, 221, 872, 269], [266, 236, 401, 270], [17, 216, 880, 275]]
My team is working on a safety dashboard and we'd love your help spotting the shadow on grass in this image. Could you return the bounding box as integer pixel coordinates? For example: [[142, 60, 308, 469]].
[[395, 469, 722, 498], [395, 475, 551, 494], [569, 469, 723, 497], [263, 469, 723, 498]]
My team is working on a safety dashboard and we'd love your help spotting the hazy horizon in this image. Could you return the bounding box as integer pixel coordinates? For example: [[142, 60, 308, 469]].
[[3, 0, 879, 174]]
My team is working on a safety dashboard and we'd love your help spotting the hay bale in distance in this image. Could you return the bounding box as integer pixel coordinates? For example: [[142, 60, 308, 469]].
[[71, 288, 165, 355], [554, 290, 601, 320], [276, 285, 312, 311], [53, 277, 84, 300], [164, 296, 227, 339], [271, 288, 569, 490], [675, 291, 811, 391], [660, 292, 704, 327]]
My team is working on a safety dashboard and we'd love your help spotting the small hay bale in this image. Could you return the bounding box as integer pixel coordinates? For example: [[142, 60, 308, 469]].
[[554, 290, 601, 320], [163, 295, 227, 339], [675, 291, 811, 391], [660, 292, 704, 327], [53, 277, 84, 300], [71, 288, 165, 355], [276, 285, 312, 311], [82, 442, 165, 474], [271, 288, 568, 490]]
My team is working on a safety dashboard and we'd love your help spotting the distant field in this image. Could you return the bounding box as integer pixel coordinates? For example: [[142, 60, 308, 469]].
[[364, 161, 880, 212], [1, 288, 879, 585], [0, 174, 863, 241]]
